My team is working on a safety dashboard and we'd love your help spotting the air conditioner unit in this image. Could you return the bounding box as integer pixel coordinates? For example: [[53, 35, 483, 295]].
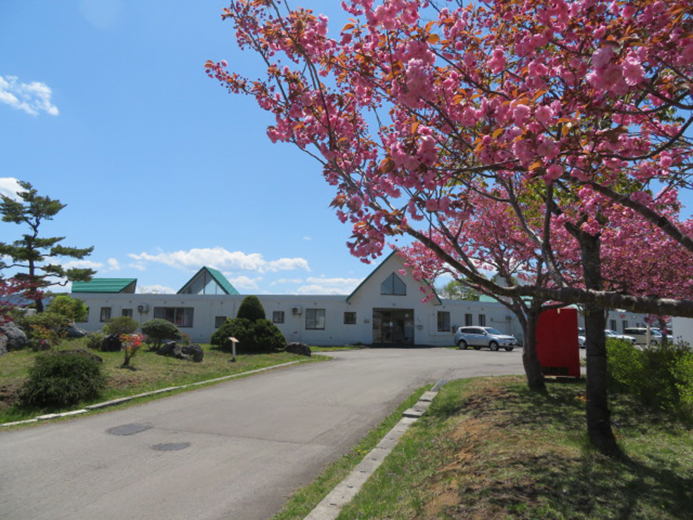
[[137, 304, 149, 313], [291, 306, 302, 315]]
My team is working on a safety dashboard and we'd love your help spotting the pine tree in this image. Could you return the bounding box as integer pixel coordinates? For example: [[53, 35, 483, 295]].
[[0, 181, 95, 312]]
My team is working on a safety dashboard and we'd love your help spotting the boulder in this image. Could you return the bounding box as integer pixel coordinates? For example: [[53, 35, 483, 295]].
[[285, 342, 311, 357], [101, 334, 122, 352], [182, 344, 204, 363], [0, 322, 28, 355], [156, 341, 204, 362]]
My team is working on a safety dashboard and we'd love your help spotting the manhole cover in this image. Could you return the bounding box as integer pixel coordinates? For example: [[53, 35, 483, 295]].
[[107, 423, 152, 436], [152, 442, 190, 452]]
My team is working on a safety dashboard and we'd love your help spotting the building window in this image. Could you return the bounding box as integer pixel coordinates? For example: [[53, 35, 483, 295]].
[[100, 307, 112, 322], [306, 309, 326, 330], [344, 311, 356, 325], [622, 320, 628, 332], [610, 319, 617, 331], [381, 273, 406, 296], [215, 316, 227, 328], [121, 309, 133, 318], [153, 307, 194, 328], [273, 311, 285, 324], [465, 313, 473, 326], [437, 311, 451, 332], [478, 314, 486, 326]]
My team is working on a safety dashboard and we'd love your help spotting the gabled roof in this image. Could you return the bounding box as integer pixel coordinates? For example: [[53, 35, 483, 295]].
[[177, 266, 239, 295], [346, 251, 441, 305], [72, 278, 137, 294]]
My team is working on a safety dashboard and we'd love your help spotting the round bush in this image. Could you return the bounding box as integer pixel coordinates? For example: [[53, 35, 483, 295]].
[[236, 296, 266, 322], [141, 319, 181, 350], [85, 332, 105, 350], [103, 316, 139, 336], [210, 317, 285, 352], [19, 351, 106, 408]]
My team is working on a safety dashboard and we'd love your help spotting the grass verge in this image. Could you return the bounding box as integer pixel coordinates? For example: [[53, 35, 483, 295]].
[[272, 385, 431, 520], [336, 376, 693, 520], [0, 338, 325, 424]]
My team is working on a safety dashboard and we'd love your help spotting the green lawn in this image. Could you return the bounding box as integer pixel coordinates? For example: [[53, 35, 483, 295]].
[[0, 338, 324, 424], [334, 377, 693, 519], [273, 376, 693, 520]]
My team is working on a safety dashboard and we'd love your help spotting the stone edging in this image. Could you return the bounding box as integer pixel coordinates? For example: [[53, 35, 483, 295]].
[[303, 380, 446, 520], [0, 360, 302, 428]]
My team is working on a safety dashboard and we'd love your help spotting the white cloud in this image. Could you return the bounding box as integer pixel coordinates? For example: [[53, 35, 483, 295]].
[[128, 247, 311, 274], [57, 259, 103, 271], [106, 258, 121, 271], [296, 276, 362, 295], [137, 284, 175, 294], [270, 278, 304, 286], [303, 236, 312, 241], [226, 275, 262, 291], [0, 177, 22, 201], [0, 76, 59, 116]]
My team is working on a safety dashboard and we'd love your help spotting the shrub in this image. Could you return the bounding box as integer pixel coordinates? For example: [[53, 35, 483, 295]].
[[19, 351, 106, 408], [103, 315, 139, 336], [210, 317, 285, 352], [19, 311, 69, 343], [85, 332, 105, 350], [211, 317, 253, 350], [607, 338, 693, 418], [236, 295, 266, 322], [47, 294, 88, 323], [251, 319, 286, 351], [141, 319, 181, 350]]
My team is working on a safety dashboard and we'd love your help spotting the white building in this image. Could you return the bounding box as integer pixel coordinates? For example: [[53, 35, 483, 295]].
[[71, 252, 650, 346]]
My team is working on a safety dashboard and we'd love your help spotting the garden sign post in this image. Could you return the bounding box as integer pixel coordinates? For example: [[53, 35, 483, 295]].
[[229, 336, 238, 363]]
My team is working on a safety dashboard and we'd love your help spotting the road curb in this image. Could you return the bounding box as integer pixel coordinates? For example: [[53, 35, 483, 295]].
[[303, 379, 446, 520], [1, 360, 302, 428]]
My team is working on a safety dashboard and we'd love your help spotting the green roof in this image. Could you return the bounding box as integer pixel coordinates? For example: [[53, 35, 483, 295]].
[[72, 278, 137, 294], [177, 267, 239, 295]]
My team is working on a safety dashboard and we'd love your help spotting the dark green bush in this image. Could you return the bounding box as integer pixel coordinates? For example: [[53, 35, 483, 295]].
[[19, 351, 106, 408], [141, 319, 181, 350], [236, 295, 266, 322], [607, 338, 693, 418], [210, 317, 285, 352], [103, 315, 139, 336], [211, 317, 253, 350], [251, 319, 286, 351]]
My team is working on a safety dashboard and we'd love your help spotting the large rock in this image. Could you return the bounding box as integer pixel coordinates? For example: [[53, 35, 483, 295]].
[[0, 321, 28, 355], [101, 334, 123, 352], [285, 342, 311, 357], [156, 341, 204, 362]]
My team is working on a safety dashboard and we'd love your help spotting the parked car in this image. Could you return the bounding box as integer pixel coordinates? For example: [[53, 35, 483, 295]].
[[623, 327, 663, 346], [454, 326, 518, 351], [578, 327, 586, 349], [604, 329, 637, 344]]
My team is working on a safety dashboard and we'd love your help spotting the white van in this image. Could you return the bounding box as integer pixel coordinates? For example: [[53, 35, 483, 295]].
[[623, 327, 662, 346]]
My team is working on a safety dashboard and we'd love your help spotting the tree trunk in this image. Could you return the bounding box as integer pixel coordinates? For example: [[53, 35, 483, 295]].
[[522, 307, 547, 393], [580, 232, 623, 458]]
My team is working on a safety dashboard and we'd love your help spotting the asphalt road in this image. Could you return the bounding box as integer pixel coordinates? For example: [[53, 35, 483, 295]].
[[0, 347, 526, 520]]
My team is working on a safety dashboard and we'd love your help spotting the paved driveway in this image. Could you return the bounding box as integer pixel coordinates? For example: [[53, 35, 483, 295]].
[[0, 348, 525, 520]]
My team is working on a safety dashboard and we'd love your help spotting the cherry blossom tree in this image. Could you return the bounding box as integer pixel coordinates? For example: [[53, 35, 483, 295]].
[[209, 0, 693, 455]]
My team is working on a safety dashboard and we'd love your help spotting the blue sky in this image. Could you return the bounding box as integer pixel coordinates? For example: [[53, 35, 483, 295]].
[[0, 0, 379, 296]]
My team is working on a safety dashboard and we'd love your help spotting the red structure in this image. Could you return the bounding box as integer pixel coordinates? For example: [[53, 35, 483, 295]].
[[536, 308, 581, 378]]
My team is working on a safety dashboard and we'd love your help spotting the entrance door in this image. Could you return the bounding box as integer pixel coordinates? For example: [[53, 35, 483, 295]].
[[372, 308, 415, 345]]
